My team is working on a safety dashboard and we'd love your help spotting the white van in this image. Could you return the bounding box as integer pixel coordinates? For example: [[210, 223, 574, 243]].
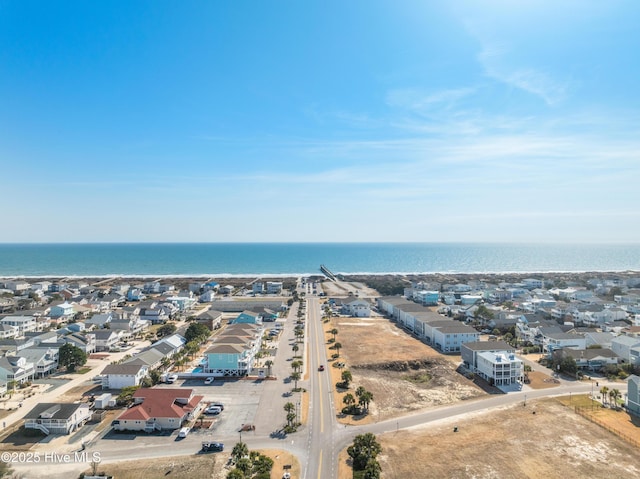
[[178, 427, 190, 438]]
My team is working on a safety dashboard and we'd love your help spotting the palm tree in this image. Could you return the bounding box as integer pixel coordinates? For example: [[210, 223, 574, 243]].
[[343, 393, 356, 411], [290, 371, 301, 390], [330, 328, 339, 342], [334, 342, 342, 357], [341, 369, 352, 387], [231, 441, 248, 463], [264, 360, 273, 378], [610, 388, 621, 409], [292, 344, 299, 357], [600, 386, 609, 405]]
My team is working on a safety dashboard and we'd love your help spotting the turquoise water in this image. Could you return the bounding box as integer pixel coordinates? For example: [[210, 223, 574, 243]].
[[0, 243, 639, 276]]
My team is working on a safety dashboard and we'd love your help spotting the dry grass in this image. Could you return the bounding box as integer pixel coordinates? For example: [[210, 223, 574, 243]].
[[85, 448, 300, 479], [526, 370, 561, 390], [375, 398, 640, 479], [324, 316, 485, 425]]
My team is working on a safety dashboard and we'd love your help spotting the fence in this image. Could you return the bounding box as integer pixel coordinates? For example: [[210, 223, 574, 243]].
[[574, 406, 640, 448]]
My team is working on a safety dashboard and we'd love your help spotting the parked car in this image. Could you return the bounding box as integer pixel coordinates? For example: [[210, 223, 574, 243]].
[[204, 377, 215, 384], [210, 402, 224, 411], [166, 374, 178, 384], [178, 427, 190, 438], [204, 406, 222, 415], [201, 441, 224, 452]]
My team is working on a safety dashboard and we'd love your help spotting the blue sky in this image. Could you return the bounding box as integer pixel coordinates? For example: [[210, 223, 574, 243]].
[[1, 0, 639, 243]]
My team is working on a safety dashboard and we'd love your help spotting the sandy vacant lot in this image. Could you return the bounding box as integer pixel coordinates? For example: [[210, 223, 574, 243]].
[[372, 398, 640, 479], [326, 315, 485, 423]]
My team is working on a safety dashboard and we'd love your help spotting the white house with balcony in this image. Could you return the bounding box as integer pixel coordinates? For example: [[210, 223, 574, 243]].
[[24, 403, 91, 435], [100, 363, 148, 389], [0, 316, 38, 336], [0, 355, 35, 384], [475, 351, 524, 386]]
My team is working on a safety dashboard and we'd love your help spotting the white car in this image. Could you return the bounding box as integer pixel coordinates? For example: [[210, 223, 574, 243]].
[[204, 377, 214, 384], [166, 374, 178, 384]]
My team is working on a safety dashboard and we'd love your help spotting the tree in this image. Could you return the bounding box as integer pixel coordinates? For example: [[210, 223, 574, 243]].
[[343, 393, 356, 410], [291, 344, 299, 356], [291, 360, 302, 373], [363, 458, 382, 479], [264, 360, 273, 378], [157, 323, 176, 338], [231, 441, 249, 463], [58, 343, 87, 372], [290, 371, 301, 390], [341, 369, 352, 387], [116, 385, 140, 406], [226, 469, 245, 479], [334, 342, 342, 357], [356, 387, 374, 413], [600, 386, 609, 405], [347, 433, 382, 471], [184, 322, 211, 343], [330, 328, 338, 342], [284, 402, 297, 428], [610, 388, 621, 408]]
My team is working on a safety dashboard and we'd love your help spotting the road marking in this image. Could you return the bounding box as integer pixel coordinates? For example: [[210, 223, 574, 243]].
[[317, 449, 323, 479]]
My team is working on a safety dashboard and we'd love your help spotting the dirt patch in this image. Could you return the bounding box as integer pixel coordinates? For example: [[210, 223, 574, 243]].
[[326, 317, 485, 424], [57, 383, 102, 403], [85, 448, 300, 479], [374, 398, 640, 479], [526, 370, 560, 389]]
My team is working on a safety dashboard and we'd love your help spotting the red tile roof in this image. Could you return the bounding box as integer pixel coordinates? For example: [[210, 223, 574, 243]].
[[117, 388, 203, 421]]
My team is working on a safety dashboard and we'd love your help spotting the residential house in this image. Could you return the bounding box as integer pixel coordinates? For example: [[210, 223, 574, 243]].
[[165, 294, 196, 311], [196, 310, 223, 330], [475, 351, 524, 386], [199, 290, 216, 303], [266, 281, 283, 294], [18, 348, 58, 377], [109, 317, 149, 340], [0, 355, 35, 384], [413, 290, 440, 306], [252, 282, 265, 294], [461, 341, 515, 372], [126, 288, 145, 302], [544, 332, 586, 353], [85, 312, 113, 329], [432, 324, 480, 353], [559, 348, 620, 371], [584, 332, 615, 349], [49, 302, 75, 319], [339, 298, 372, 318], [94, 329, 120, 352], [63, 332, 96, 354], [24, 403, 91, 435], [0, 316, 38, 336], [100, 363, 148, 390], [124, 348, 165, 371], [627, 375, 640, 415], [234, 310, 262, 325], [0, 324, 18, 339], [139, 306, 170, 325], [4, 281, 30, 293], [611, 336, 640, 365], [112, 388, 204, 432]]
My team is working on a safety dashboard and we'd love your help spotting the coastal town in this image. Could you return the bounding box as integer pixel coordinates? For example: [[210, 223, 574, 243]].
[[1, 271, 640, 478]]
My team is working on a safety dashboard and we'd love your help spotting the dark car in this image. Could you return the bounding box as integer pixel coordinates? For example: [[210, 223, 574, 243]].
[[318, 365, 325, 371], [201, 442, 224, 452]]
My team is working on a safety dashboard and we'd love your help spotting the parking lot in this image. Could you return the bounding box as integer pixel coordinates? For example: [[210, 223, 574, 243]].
[[168, 377, 266, 437]]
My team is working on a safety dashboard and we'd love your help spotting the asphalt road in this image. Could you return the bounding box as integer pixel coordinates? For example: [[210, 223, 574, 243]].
[[9, 290, 630, 479]]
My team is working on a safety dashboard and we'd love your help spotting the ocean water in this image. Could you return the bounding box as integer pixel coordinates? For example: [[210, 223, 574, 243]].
[[0, 243, 639, 277]]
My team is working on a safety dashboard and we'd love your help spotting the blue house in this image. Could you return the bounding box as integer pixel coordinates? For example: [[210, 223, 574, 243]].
[[234, 311, 262, 325], [204, 343, 253, 377]]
